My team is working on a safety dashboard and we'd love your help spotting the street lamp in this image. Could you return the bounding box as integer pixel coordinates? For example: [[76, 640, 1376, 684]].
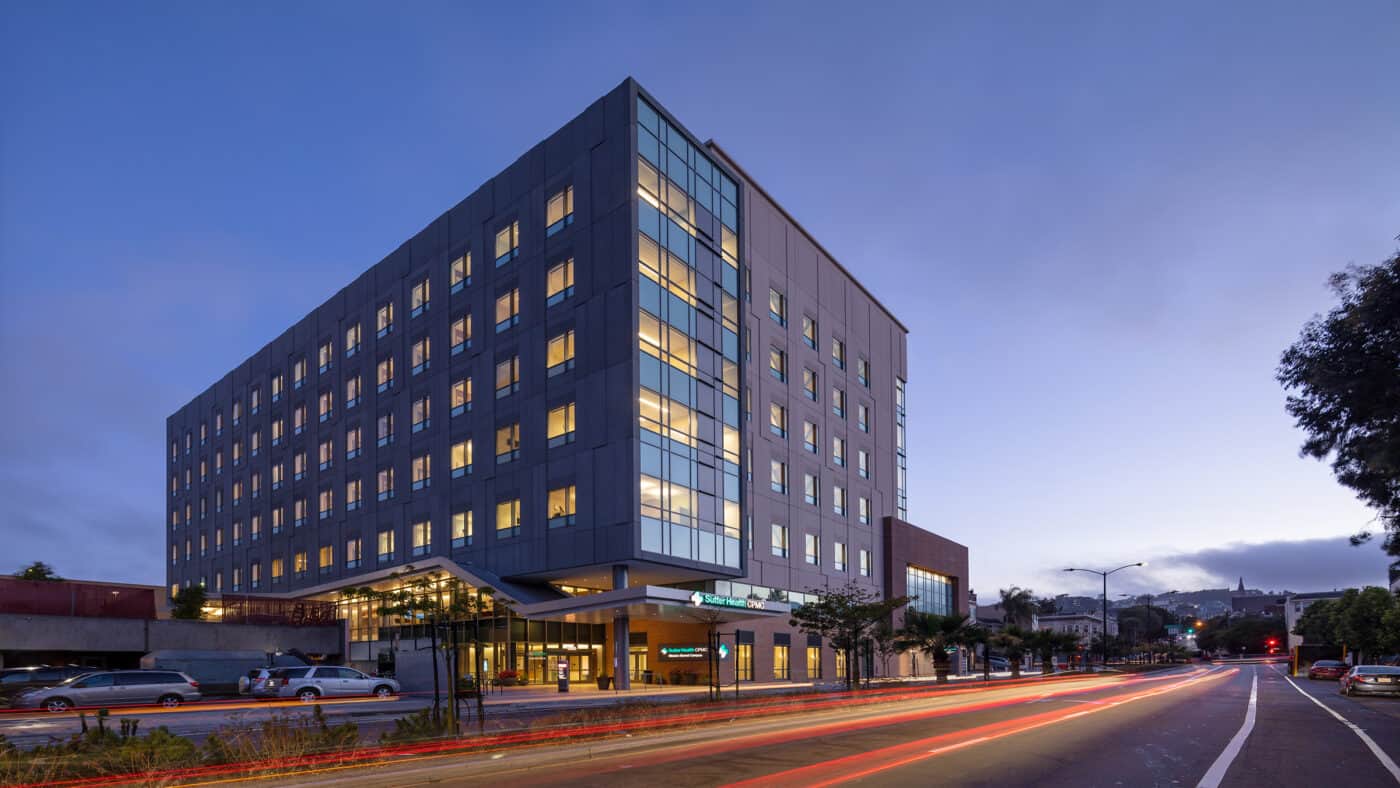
[[1064, 562, 1145, 668]]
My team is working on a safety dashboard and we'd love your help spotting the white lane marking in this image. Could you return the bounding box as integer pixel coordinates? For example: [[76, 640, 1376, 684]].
[[929, 736, 989, 754], [1196, 669, 1257, 788], [1273, 666, 1400, 784]]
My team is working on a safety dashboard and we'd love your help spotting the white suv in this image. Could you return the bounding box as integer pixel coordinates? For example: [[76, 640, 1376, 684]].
[[268, 666, 399, 701]]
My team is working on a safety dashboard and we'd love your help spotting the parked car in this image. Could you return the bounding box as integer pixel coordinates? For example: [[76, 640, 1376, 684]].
[[0, 666, 91, 705], [12, 670, 202, 712], [265, 666, 399, 701], [1339, 665, 1400, 697], [238, 668, 277, 696], [1307, 660, 1349, 681]]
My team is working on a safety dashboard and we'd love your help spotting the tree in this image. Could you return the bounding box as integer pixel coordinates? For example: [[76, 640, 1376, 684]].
[[1033, 597, 1060, 616], [790, 583, 910, 689], [990, 626, 1030, 678], [1334, 587, 1399, 664], [998, 587, 1037, 629], [17, 561, 62, 581], [1292, 600, 1341, 645], [1195, 615, 1286, 655], [1023, 630, 1081, 675], [1278, 253, 1400, 557], [170, 586, 208, 620], [896, 612, 978, 684], [870, 620, 901, 679]]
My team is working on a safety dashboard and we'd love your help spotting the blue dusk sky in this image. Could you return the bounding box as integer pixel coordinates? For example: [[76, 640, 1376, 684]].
[[2, 2, 1397, 600]]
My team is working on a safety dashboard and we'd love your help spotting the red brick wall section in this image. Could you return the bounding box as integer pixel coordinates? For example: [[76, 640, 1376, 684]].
[[0, 578, 157, 619], [881, 517, 970, 622]]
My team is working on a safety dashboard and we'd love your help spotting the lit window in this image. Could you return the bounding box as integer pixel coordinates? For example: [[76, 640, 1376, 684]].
[[318, 438, 334, 471], [376, 302, 394, 338], [450, 252, 472, 294], [548, 484, 576, 527], [215, 528, 223, 552], [232, 439, 244, 466], [271, 507, 285, 534], [857, 358, 870, 387], [833, 437, 846, 467], [345, 375, 361, 410], [547, 402, 576, 447], [294, 497, 308, 528], [293, 357, 307, 389], [250, 385, 262, 414], [857, 404, 870, 433], [451, 439, 473, 478], [294, 551, 308, 580], [858, 496, 871, 525], [292, 405, 306, 436], [214, 411, 223, 436], [250, 560, 262, 589], [410, 277, 430, 318], [802, 316, 817, 349], [769, 347, 786, 382], [496, 423, 521, 463], [377, 466, 395, 501], [451, 377, 472, 417], [319, 340, 334, 374], [769, 289, 786, 326], [494, 220, 519, 266], [271, 418, 284, 447], [770, 403, 787, 438], [858, 449, 869, 479], [547, 329, 575, 376], [803, 368, 818, 401], [770, 460, 787, 494], [833, 486, 847, 517], [804, 473, 819, 506], [546, 259, 575, 306], [771, 524, 789, 558], [803, 421, 818, 454], [859, 548, 871, 577], [346, 478, 362, 511], [319, 389, 334, 422], [377, 356, 395, 393], [345, 537, 362, 569], [411, 453, 431, 491], [377, 413, 394, 447], [232, 566, 242, 592], [832, 338, 846, 370], [546, 185, 574, 236], [451, 315, 472, 355], [378, 529, 395, 563], [496, 498, 521, 538], [411, 519, 431, 557], [271, 558, 284, 583], [774, 644, 790, 680], [805, 533, 819, 566], [832, 388, 846, 419], [319, 487, 334, 519], [234, 520, 245, 546], [495, 288, 520, 332], [834, 542, 848, 572], [199, 532, 207, 557], [249, 472, 261, 499], [232, 400, 242, 426], [495, 356, 520, 398], [452, 510, 473, 548], [411, 336, 431, 375], [345, 323, 361, 358], [411, 394, 431, 433], [200, 422, 207, 445], [319, 544, 334, 576]]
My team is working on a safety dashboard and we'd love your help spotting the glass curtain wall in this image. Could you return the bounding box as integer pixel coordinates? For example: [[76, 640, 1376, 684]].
[[636, 96, 742, 569]]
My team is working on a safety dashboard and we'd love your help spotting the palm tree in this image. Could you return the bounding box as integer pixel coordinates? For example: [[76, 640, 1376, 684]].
[[898, 611, 979, 684], [998, 586, 1037, 629], [990, 626, 1030, 678], [1023, 629, 1082, 675]]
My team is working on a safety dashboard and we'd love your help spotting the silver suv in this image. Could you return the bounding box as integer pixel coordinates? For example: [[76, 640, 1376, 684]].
[[266, 666, 399, 701], [13, 670, 202, 712]]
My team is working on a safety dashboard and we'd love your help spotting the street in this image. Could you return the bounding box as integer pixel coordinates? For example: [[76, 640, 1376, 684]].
[[228, 664, 1400, 788]]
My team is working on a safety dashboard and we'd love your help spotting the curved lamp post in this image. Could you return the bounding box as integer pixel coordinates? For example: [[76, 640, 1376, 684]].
[[1063, 562, 1145, 667]]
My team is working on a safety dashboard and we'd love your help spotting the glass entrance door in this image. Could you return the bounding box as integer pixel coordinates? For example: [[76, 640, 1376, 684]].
[[629, 648, 648, 682], [564, 654, 591, 681]]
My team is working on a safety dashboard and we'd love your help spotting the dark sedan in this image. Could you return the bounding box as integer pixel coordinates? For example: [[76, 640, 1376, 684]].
[[1339, 665, 1400, 697], [1307, 660, 1348, 680]]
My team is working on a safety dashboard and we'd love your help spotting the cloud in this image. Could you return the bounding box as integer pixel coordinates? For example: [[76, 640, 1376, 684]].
[[1050, 536, 1392, 597]]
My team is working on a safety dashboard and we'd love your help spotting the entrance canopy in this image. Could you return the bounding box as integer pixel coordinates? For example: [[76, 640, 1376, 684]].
[[514, 585, 790, 625]]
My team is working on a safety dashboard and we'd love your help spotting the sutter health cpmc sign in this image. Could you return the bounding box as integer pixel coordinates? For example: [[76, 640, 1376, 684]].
[[689, 591, 766, 610], [657, 644, 711, 661]]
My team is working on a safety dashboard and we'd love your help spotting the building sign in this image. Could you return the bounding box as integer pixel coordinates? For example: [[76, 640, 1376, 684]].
[[658, 644, 711, 661], [689, 591, 766, 610]]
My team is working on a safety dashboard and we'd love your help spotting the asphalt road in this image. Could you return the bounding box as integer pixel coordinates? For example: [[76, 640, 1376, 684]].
[[231, 663, 1400, 788]]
